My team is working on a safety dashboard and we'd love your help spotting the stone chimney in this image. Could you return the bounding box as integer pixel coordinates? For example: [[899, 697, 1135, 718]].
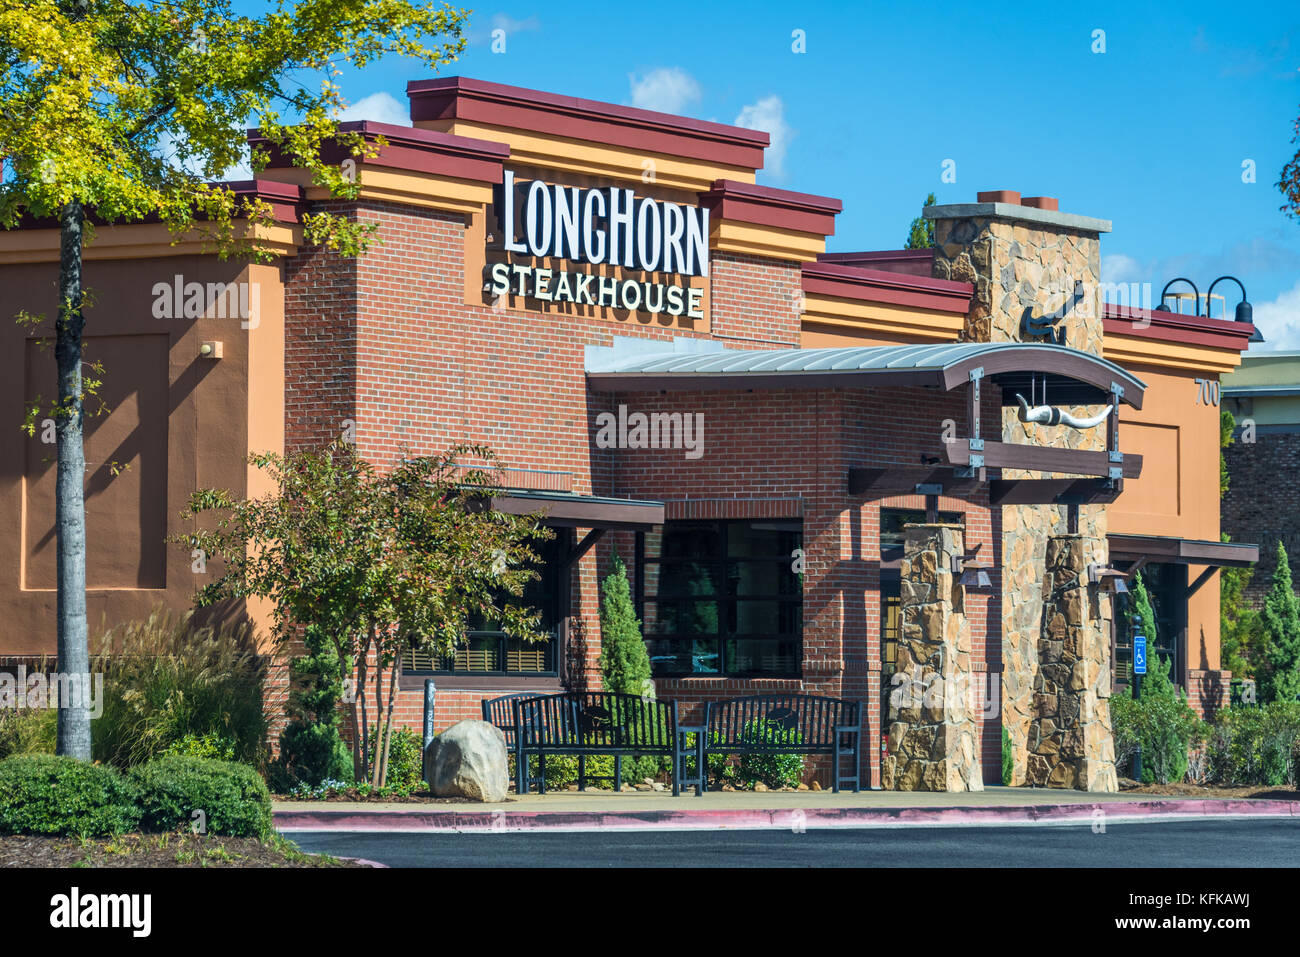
[[924, 192, 1117, 790]]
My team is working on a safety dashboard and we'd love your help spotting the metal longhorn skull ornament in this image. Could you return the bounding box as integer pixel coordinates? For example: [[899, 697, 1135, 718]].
[[1015, 394, 1113, 430]]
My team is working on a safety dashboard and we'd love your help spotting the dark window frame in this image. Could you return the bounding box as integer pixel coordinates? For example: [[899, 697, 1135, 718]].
[[402, 528, 571, 680], [636, 518, 804, 678]]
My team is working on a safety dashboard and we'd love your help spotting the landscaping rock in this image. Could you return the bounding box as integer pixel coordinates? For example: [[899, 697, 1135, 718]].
[[425, 720, 509, 802]]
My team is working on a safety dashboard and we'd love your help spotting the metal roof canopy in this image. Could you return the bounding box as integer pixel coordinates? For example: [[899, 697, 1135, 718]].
[[488, 489, 665, 530], [1107, 533, 1259, 568], [586, 341, 1146, 410]]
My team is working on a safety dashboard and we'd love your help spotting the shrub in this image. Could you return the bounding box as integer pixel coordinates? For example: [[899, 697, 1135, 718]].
[[1206, 701, 1300, 786], [367, 726, 422, 795], [705, 720, 805, 790], [599, 554, 653, 699], [0, 707, 56, 759], [1001, 725, 1014, 786], [163, 731, 237, 762], [270, 721, 354, 792], [1110, 654, 1204, 784], [0, 755, 140, 836], [130, 756, 273, 838], [92, 609, 270, 770], [1261, 542, 1300, 704]]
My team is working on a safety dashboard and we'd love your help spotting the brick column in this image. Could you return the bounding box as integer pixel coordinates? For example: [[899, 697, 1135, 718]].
[[1026, 534, 1118, 791], [883, 524, 984, 791]]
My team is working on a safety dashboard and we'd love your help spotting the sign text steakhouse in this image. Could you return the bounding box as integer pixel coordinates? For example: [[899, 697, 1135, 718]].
[[487, 170, 710, 319]]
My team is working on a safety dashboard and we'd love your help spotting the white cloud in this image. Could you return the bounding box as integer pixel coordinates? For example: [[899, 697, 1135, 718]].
[[338, 91, 410, 127], [1251, 279, 1300, 350], [1100, 253, 1144, 284], [467, 13, 540, 45], [734, 95, 793, 180], [627, 67, 702, 116]]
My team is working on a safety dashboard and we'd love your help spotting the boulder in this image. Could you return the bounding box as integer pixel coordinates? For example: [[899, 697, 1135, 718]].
[[425, 719, 509, 802]]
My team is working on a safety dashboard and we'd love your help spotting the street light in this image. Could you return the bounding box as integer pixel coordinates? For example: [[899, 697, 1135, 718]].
[[1154, 278, 1200, 316]]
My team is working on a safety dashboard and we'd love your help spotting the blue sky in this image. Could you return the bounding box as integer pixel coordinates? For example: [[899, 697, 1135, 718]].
[[247, 0, 1300, 347]]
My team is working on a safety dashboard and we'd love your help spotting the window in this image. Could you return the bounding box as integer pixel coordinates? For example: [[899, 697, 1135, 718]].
[[879, 507, 964, 553], [403, 532, 565, 676], [881, 579, 901, 679], [638, 519, 802, 677], [1114, 564, 1183, 689]]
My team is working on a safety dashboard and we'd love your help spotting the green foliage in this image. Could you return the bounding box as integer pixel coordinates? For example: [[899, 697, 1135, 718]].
[[130, 756, 273, 839], [1130, 573, 1158, 658], [181, 441, 552, 789], [0, 755, 141, 837], [1205, 701, 1300, 786], [1001, 725, 1014, 786], [367, 726, 422, 795], [1110, 654, 1204, 784], [599, 554, 653, 699], [162, 732, 237, 762], [270, 722, 354, 792], [904, 193, 937, 249], [0, 707, 57, 758], [1261, 541, 1300, 704], [91, 609, 269, 770], [271, 623, 353, 791], [1220, 535, 1266, 682], [708, 720, 805, 790]]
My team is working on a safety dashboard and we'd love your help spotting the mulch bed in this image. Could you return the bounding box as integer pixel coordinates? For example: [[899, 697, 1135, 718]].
[[1117, 778, 1300, 800], [0, 830, 367, 868]]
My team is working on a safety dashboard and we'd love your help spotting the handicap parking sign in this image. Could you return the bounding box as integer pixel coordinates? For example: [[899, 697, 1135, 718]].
[[1133, 634, 1147, 675]]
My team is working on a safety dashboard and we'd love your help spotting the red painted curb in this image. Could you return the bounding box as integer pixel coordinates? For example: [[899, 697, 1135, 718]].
[[274, 798, 1300, 833]]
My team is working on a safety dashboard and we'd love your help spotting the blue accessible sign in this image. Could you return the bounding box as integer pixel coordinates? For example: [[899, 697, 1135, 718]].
[[1133, 634, 1148, 675]]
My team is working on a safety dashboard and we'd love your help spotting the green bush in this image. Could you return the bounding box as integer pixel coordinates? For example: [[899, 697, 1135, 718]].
[[270, 721, 354, 792], [1001, 725, 1014, 786], [1206, 701, 1300, 786], [704, 720, 805, 790], [130, 756, 273, 838], [1110, 654, 1204, 784], [163, 731, 237, 761], [367, 726, 423, 795], [0, 707, 56, 759], [0, 755, 140, 836], [92, 609, 270, 770]]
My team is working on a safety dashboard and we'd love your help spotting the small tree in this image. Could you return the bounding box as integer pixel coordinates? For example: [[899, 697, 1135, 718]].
[[1130, 571, 1158, 661], [904, 192, 937, 249], [0, 0, 468, 760], [598, 554, 652, 698], [182, 442, 551, 787], [1261, 541, 1300, 703], [1220, 535, 1266, 683]]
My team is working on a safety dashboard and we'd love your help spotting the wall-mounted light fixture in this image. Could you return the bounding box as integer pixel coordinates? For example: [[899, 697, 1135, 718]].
[[1154, 276, 1261, 343], [951, 544, 995, 591], [1086, 563, 1129, 594], [200, 341, 223, 359]]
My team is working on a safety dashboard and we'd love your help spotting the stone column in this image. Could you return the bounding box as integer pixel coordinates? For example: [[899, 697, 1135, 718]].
[[1025, 534, 1118, 791], [883, 524, 983, 791], [926, 194, 1114, 785]]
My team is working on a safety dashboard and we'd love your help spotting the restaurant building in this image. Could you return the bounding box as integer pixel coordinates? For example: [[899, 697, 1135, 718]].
[[0, 77, 1260, 789]]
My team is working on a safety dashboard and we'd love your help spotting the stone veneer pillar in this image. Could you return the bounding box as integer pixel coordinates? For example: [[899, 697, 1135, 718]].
[[926, 196, 1117, 788], [1027, 535, 1118, 790], [883, 524, 983, 791]]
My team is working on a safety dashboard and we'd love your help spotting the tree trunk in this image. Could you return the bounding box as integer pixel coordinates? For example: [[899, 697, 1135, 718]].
[[378, 656, 399, 789], [55, 201, 91, 760]]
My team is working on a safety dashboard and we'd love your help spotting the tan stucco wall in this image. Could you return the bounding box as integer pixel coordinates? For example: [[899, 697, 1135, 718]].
[[0, 254, 284, 655]]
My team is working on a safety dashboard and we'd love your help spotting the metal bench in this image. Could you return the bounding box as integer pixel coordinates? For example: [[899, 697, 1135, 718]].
[[481, 693, 546, 793], [701, 694, 862, 793], [511, 691, 702, 797]]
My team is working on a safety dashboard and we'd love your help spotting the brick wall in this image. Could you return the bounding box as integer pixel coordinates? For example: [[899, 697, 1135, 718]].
[[1223, 431, 1300, 606]]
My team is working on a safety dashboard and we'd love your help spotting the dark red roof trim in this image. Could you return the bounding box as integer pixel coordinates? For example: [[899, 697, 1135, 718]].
[[818, 249, 934, 278], [698, 179, 841, 237], [248, 121, 508, 184], [801, 260, 973, 314], [1103, 302, 1255, 353], [406, 76, 769, 172]]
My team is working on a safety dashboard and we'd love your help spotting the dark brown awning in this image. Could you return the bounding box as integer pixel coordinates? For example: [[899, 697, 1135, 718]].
[[1107, 534, 1259, 568], [490, 490, 664, 530]]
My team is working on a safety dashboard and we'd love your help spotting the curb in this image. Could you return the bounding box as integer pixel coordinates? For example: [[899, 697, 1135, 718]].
[[275, 798, 1300, 833]]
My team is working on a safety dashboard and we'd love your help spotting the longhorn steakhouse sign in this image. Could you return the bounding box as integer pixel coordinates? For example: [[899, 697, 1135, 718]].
[[482, 170, 710, 328]]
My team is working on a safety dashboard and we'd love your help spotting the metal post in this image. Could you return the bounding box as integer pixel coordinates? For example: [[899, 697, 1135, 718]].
[[421, 678, 436, 783]]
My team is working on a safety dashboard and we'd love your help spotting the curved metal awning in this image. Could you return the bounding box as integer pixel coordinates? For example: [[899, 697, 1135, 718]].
[[586, 341, 1146, 409]]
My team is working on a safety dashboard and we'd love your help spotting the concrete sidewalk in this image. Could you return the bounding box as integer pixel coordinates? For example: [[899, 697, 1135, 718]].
[[274, 786, 1300, 833]]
